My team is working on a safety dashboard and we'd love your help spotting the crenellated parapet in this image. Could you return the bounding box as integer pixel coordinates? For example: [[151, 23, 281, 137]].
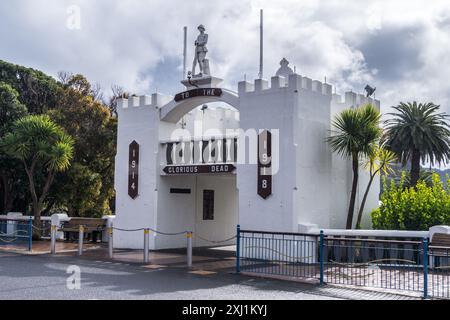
[[332, 91, 380, 110], [238, 73, 332, 96], [117, 93, 174, 111]]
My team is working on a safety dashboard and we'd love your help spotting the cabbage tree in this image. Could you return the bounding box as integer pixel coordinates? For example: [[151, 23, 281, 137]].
[[1, 115, 74, 236], [327, 104, 381, 229]]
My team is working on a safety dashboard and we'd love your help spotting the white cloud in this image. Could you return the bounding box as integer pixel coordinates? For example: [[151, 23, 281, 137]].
[[1, 0, 450, 115]]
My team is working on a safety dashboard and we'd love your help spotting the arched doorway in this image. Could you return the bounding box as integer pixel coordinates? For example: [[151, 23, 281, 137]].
[[156, 95, 240, 249]]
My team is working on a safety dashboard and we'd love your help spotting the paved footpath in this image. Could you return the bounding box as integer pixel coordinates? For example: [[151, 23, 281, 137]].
[[0, 251, 419, 300]]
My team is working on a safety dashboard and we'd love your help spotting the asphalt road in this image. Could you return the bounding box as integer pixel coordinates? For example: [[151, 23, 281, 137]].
[[0, 252, 415, 300]]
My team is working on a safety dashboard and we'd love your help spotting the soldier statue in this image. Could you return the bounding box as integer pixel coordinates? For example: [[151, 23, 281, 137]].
[[191, 24, 209, 77]]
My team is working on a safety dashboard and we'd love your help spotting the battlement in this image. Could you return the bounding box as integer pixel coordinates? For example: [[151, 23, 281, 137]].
[[332, 91, 380, 110], [238, 74, 333, 96], [117, 93, 173, 110]]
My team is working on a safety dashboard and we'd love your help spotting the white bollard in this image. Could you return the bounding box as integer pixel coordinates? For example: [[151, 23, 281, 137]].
[[144, 229, 150, 263], [108, 227, 113, 259], [51, 213, 69, 240], [50, 225, 56, 255], [102, 215, 115, 242], [78, 225, 84, 256], [187, 232, 193, 268]]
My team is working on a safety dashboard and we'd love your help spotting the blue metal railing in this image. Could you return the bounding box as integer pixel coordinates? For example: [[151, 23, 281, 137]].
[[236, 227, 450, 299], [423, 238, 428, 299], [319, 230, 324, 285], [428, 245, 450, 299], [236, 225, 241, 273], [237, 229, 320, 280], [0, 217, 33, 252], [322, 236, 425, 294]]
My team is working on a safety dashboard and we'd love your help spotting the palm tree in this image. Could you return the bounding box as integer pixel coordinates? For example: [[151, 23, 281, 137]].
[[356, 146, 396, 229], [384, 102, 450, 187], [327, 104, 381, 229], [1, 115, 74, 237]]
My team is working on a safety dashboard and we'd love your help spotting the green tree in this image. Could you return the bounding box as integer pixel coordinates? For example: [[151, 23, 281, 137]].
[[0, 82, 28, 213], [372, 172, 450, 230], [355, 146, 396, 229], [384, 102, 450, 187], [47, 73, 116, 217], [50, 163, 103, 217], [0, 82, 28, 136], [0, 61, 117, 218], [0, 60, 60, 114], [1, 115, 74, 235], [327, 104, 382, 229], [383, 168, 434, 192]]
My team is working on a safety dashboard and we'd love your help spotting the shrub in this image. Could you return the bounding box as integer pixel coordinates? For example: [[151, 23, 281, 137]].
[[371, 172, 450, 230]]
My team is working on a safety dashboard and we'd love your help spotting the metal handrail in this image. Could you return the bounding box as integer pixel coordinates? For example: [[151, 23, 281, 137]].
[[323, 237, 423, 245], [240, 229, 319, 237]]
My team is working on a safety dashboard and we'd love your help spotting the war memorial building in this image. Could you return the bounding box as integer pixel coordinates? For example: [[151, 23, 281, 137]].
[[113, 25, 381, 250]]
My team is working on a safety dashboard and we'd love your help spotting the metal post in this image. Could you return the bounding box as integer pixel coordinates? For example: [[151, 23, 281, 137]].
[[187, 231, 193, 268], [183, 26, 187, 79], [236, 225, 241, 273], [259, 9, 264, 79], [423, 238, 428, 299], [78, 225, 84, 256], [28, 217, 32, 252], [320, 230, 324, 285], [108, 227, 113, 259], [144, 229, 150, 263], [50, 225, 56, 255]]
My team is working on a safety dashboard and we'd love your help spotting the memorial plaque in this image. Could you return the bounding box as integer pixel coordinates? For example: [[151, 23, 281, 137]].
[[128, 141, 139, 199], [258, 130, 272, 199]]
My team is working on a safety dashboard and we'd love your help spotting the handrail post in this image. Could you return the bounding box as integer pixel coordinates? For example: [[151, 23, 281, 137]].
[[187, 231, 193, 268], [50, 224, 56, 255], [108, 227, 113, 259], [78, 225, 84, 256], [236, 225, 241, 274], [423, 238, 428, 299], [28, 217, 32, 252], [144, 229, 150, 263], [320, 230, 324, 285]]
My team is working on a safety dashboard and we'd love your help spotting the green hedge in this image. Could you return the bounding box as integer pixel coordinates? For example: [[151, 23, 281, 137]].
[[372, 172, 450, 230]]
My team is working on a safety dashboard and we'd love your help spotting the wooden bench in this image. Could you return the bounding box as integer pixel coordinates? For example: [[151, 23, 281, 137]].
[[429, 233, 450, 268], [61, 218, 106, 242]]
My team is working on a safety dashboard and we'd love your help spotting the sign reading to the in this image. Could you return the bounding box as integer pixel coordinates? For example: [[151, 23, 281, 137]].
[[258, 130, 272, 199], [174, 88, 223, 102], [163, 164, 236, 175], [128, 141, 139, 199]]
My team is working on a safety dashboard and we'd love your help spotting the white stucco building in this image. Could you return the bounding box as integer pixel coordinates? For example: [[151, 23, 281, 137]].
[[113, 58, 380, 250]]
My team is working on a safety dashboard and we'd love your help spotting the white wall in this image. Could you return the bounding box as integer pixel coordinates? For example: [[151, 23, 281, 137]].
[[155, 175, 196, 249], [194, 175, 237, 247], [114, 94, 171, 249], [154, 175, 237, 249], [237, 78, 297, 233], [294, 77, 333, 229]]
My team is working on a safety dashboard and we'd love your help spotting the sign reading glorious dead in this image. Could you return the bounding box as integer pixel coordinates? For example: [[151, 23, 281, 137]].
[[163, 164, 235, 175], [128, 141, 139, 199], [174, 88, 223, 102]]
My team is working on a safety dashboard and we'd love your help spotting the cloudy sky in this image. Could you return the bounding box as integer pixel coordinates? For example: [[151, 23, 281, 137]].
[[1, 0, 450, 114]]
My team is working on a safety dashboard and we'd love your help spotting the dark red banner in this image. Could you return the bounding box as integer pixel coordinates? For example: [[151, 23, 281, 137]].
[[128, 141, 139, 199]]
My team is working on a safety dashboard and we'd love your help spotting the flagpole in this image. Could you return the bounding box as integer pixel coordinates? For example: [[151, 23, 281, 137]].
[[259, 9, 264, 79]]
